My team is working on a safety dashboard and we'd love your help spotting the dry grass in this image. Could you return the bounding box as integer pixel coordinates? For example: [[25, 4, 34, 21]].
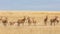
[[0, 11, 60, 34]]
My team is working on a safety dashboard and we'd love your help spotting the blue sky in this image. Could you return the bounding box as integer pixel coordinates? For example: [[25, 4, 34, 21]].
[[0, 0, 60, 11]]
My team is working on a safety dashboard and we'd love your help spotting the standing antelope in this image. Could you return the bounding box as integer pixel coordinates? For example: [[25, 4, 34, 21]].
[[27, 16, 36, 26], [50, 16, 59, 26], [44, 16, 48, 25], [1, 16, 8, 26], [17, 16, 26, 26]]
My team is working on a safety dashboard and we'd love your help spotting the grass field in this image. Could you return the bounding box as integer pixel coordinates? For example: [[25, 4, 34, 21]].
[[0, 10, 60, 34]]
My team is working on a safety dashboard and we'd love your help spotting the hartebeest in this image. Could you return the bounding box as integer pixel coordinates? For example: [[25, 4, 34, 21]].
[[44, 16, 48, 25], [27, 16, 36, 25], [50, 16, 59, 26], [1, 16, 8, 26], [17, 16, 26, 26]]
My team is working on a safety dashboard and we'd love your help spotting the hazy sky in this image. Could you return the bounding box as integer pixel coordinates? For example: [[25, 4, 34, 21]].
[[0, 0, 60, 11]]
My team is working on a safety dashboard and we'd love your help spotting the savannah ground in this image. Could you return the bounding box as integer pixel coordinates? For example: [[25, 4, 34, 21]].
[[0, 10, 60, 34]]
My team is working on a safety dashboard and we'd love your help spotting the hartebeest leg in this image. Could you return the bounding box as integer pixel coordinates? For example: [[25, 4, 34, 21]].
[[28, 22, 31, 26], [3, 23, 7, 26], [44, 22, 47, 26], [50, 22, 52, 26], [17, 23, 20, 26], [54, 22, 55, 26]]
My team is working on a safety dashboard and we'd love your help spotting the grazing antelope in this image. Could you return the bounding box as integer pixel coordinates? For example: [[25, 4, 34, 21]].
[[44, 16, 48, 25], [50, 16, 59, 26], [17, 16, 26, 26]]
